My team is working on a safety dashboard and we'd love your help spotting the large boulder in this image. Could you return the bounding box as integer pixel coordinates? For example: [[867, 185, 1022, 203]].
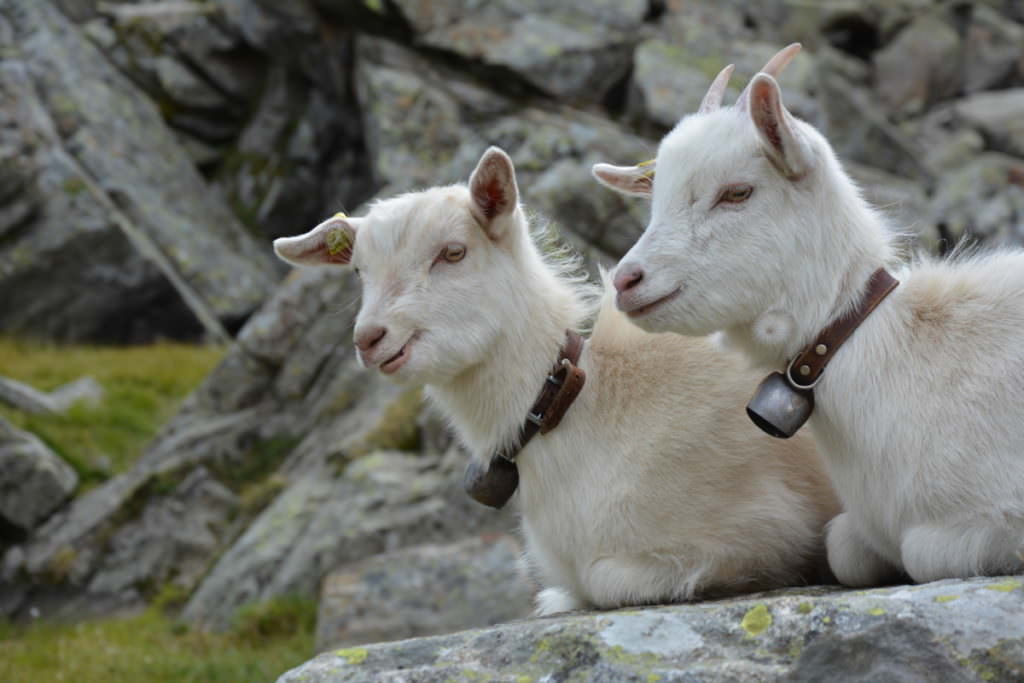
[[281, 575, 1024, 682], [0, 0, 278, 342], [0, 418, 78, 538], [316, 533, 533, 652]]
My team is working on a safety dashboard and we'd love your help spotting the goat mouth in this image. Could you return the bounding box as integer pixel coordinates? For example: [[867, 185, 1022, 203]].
[[379, 335, 417, 374], [625, 287, 682, 318]]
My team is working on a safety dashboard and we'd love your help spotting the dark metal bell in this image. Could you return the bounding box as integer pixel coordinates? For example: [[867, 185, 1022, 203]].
[[463, 453, 519, 509], [746, 371, 815, 439]]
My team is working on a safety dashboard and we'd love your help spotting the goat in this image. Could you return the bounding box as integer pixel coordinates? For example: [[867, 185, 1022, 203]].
[[273, 146, 839, 614], [593, 44, 1024, 586]]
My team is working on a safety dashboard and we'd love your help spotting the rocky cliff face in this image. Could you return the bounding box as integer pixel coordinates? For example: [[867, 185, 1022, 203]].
[[1, 0, 1023, 680]]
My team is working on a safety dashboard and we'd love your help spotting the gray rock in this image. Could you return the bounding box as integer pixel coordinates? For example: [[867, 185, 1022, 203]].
[[874, 11, 961, 117], [280, 575, 1024, 682], [931, 153, 1024, 246], [0, 0, 278, 342], [962, 5, 1024, 94], [388, 0, 645, 102], [183, 448, 516, 630], [629, 37, 818, 130], [956, 88, 1024, 158], [316, 534, 533, 652], [0, 418, 77, 536]]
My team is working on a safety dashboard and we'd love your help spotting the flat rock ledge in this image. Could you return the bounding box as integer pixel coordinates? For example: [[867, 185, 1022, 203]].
[[279, 575, 1024, 682]]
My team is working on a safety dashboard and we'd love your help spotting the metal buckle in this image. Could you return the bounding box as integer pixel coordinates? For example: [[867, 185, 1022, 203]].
[[785, 355, 823, 390], [526, 411, 544, 427]]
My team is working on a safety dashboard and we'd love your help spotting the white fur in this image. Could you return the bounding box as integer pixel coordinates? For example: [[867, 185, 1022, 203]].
[[597, 58, 1024, 585], [275, 147, 839, 614]]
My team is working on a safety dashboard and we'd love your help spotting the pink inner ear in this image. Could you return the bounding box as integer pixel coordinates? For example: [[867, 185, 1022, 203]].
[[474, 175, 506, 220]]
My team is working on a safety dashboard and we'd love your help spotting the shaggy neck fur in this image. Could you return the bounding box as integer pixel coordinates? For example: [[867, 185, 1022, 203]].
[[725, 140, 898, 367], [426, 219, 589, 462]]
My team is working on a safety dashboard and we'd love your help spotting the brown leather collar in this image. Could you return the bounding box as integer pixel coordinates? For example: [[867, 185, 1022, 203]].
[[463, 330, 587, 509], [786, 268, 899, 389]]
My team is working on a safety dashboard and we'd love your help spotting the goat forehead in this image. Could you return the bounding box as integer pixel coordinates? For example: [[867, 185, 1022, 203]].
[[359, 187, 474, 265], [657, 112, 757, 189]]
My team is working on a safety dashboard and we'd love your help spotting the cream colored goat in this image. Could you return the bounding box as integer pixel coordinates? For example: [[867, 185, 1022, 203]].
[[594, 45, 1024, 586], [273, 147, 839, 614]]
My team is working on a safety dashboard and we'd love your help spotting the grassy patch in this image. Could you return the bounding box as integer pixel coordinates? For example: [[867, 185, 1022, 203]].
[[0, 600, 314, 683], [0, 339, 225, 489]]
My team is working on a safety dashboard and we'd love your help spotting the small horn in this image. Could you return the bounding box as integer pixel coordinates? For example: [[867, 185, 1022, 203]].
[[698, 64, 735, 114], [737, 43, 802, 110]]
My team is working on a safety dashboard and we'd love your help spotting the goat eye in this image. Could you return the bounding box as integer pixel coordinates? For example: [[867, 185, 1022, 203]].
[[441, 243, 466, 263], [719, 184, 754, 204]]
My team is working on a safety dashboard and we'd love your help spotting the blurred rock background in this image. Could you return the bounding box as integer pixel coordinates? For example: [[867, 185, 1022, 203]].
[[0, 0, 1022, 680]]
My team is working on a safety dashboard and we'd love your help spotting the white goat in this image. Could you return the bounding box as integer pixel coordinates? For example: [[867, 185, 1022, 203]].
[[273, 146, 838, 614], [594, 44, 1024, 586]]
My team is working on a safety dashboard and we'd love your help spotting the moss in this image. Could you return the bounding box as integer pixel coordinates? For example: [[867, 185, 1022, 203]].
[[44, 547, 77, 584], [0, 605, 312, 682], [151, 582, 190, 613], [741, 604, 772, 637], [867, 607, 885, 616], [62, 177, 87, 196], [797, 602, 813, 614], [207, 435, 300, 493], [934, 595, 959, 604], [984, 579, 1022, 592], [236, 474, 289, 518], [0, 340, 225, 491], [230, 595, 317, 647], [348, 387, 423, 459], [335, 647, 368, 665]]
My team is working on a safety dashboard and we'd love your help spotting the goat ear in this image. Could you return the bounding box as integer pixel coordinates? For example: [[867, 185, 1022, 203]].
[[591, 162, 654, 198], [469, 146, 519, 239], [748, 73, 809, 180], [273, 214, 358, 267]]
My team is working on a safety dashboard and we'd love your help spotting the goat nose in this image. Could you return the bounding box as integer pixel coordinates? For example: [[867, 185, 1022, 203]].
[[613, 264, 645, 293], [355, 325, 387, 352]]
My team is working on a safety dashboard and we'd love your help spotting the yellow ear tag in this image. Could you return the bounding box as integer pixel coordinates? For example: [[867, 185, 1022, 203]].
[[326, 213, 352, 256], [637, 159, 656, 179]]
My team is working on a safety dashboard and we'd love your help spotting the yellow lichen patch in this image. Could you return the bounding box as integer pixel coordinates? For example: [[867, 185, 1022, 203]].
[[741, 604, 772, 637], [797, 602, 813, 615], [822, 616, 832, 624], [335, 647, 368, 665], [985, 579, 1022, 593], [516, 676, 534, 683], [647, 674, 662, 683], [868, 608, 885, 616], [935, 595, 959, 604]]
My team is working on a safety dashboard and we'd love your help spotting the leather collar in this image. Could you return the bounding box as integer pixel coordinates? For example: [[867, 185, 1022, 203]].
[[463, 330, 587, 509], [786, 268, 899, 389]]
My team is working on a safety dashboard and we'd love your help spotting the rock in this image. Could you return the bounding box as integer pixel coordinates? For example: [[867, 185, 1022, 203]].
[[387, 0, 646, 103], [182, 448, 516, 630], [85, 467, 237, 603], [0, 418, 78, 537], [817, 64, 930, 181], [316, 534, 533, 652], [0, 0, 278, 342], [962, 4, 1024, 94], [280, 575, 1024, 682], [629, 37, 818, 130], [0, 376, 58, 414], [0, 375, 104, 414], [845, 162, 930, 241], [931, 153, 1024, 247], [873, 11, 961, 117], [955, 88, 1024, 158]]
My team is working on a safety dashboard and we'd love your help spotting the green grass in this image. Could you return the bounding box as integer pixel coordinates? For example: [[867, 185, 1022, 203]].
[[0, 339, 225, 489], [0, 597, 316, 683]]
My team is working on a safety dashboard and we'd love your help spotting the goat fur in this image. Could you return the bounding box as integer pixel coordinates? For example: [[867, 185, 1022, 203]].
[[274, 147, 840, 613], [595, 46, 1024, 586]]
